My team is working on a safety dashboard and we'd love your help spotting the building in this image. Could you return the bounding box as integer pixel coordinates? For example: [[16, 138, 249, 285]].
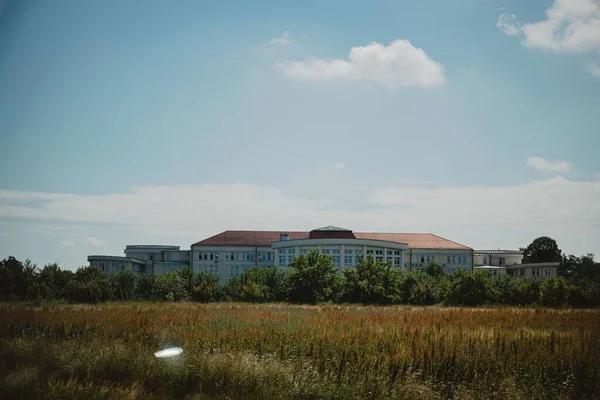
[[87, 255, 147, 274], [473, 249, 558, 277], [474, 249, 523, 268], [87, 226, 558, 281], [88, 245, 190, 274], [191, 226, 473, 282], [505, 262, 560, 278]]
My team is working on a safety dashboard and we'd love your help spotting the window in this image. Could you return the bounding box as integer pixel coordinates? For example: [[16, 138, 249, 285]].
[[149, 254, 153, 261], [483, 257, 488, 265], [215, 253, 219, 261], [300, 248, 309, 254], [344, 255, 353, 265], [426, 255, 435, 263], [209, 253, 214, 261], [355, 249, 363, 255], [387, 257, 393, 264], [376, 256, 383, 262], [288, 249, 296, 254], [366, 250, 374, 255], [387, 250, 393, 256], [520, 269, 525, 276], [545, 268, 550, 277], [279, 254, 286, 265], [394, 257, 401, 267], [332, 256, 341, 266], [331, 249, 340, 255], [287, 255, 294, 264], [451, 256, 456, 263], [375, 250, 383, 255], [230, 252, 236, 261], [447, 256, 451, 264], [420, 255, 425, 263], [322, 249, 331, 254], [345, 249, 353, 255], [499, 257, 506, 266], [230, 266, 235, 276], [394, 250, 401, 256]]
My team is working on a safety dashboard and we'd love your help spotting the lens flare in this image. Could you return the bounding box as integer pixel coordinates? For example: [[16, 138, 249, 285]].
[[154, 347, 183, 358]]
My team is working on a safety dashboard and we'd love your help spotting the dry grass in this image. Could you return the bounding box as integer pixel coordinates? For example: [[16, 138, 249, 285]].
[[1, 302, 599, 399]]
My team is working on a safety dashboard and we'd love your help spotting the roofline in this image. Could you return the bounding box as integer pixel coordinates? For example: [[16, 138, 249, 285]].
[[505, 262, 560, 269], [430, 234, 472, 250], [88, 255, 146, 263]]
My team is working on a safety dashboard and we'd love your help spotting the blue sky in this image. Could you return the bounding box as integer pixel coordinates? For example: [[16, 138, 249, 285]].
[[0, 0, 599, 269]]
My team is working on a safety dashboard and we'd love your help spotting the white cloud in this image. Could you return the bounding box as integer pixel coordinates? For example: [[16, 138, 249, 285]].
[[329, 161, 346, 171], [269, 32, 291, 46], [587, 62, 600, 77], [497, 13, 521, 37], [274, 39, 445, 89], [498, 0, 600, 53], [0, 178, 599, 256], [84, 236, 104, 246], [526, 156, 573, 172], [60, 240, 74, 247]]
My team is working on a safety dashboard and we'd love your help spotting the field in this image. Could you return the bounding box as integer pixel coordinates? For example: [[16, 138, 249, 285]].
[[1, 303, 599, 399]]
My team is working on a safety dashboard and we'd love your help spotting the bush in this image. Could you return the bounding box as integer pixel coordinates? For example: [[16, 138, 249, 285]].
[[444, 271, 498, 306], [67, 267, 112, 304], [136, 274, 156, 300], [288, 250, 341, 304], [153, 272, 189, 302], [540, 276, 569, 307], [342, 256, 397, 304], [110, 269, 137, 301], [191, 272, 219, 302]]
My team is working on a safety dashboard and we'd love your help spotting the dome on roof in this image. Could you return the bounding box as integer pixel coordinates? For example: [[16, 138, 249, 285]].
[[312, 226, 352, 232]]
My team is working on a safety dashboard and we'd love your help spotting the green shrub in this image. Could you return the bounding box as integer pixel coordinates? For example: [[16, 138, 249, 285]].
[[152, 272, 189, 302], [444, 271, 498, 306], [540, 276, 569, 307]]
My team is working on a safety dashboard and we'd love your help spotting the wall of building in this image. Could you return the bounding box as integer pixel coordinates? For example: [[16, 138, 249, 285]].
[[191, 246, 274, 281], [407, 249, 472, 273], [474, 253, 523, 267]]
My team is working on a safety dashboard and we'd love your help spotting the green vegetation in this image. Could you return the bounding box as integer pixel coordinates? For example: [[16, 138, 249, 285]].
[[2, 249, 600, 307], [1, 302, 599, 399]]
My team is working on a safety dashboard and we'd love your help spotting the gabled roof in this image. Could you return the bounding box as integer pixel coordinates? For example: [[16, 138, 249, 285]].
[[192, 231, 471, 250]]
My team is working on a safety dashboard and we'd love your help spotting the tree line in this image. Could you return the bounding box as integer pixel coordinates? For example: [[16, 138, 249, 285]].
[[1, 236, 599, 307]]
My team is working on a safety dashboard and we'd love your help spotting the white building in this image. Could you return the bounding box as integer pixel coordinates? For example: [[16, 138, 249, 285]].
[[191, 226, 473, 282], [88, 245, 190, 274], [473, 250, 558, 277]]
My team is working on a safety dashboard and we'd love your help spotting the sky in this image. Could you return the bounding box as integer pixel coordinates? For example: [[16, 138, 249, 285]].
[[0, 0, 599, 270]]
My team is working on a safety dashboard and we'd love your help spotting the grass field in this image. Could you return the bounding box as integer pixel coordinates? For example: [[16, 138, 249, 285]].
[[1, 303, 599, 399]]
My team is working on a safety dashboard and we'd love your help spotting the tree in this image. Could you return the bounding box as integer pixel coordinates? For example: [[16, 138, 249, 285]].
[[67, 266, 112, 303], [153, 272, 189, 302], [443, 271, 498, 306], [110, 269, 137, 301], [38, 263, 74, 300], [342, 255, 397, 304], [540, 276, 569, 307], [560, 253, 599, 280], [288, 250, 340, 304], [424, 261, 444, 278], [522, 237, 562, 264], [191, 272, 219, 302]]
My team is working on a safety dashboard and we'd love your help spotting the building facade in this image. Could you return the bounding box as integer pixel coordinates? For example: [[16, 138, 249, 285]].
[[87, 226, 557, 281], [88, 245, 190, 274], [191, 226, 473, 282]]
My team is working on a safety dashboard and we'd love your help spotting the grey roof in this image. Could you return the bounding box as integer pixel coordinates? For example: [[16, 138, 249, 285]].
[[312, 226, 351, 231], [475, 250, 522, 255], [125, 245, 180, 250], [88, 255, 146, 263]]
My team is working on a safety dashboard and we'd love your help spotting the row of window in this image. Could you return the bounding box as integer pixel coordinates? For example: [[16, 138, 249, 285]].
[[229, 265, 252, 276], [197, 265, 220, 274], [198, 252, 274, 262]]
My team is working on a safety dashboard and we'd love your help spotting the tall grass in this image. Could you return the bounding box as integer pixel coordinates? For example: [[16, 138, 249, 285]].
[[1, 303, 599, 399]]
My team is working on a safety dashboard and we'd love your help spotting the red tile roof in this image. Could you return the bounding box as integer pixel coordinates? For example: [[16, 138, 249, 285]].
[[192, 231, 471, 250]]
